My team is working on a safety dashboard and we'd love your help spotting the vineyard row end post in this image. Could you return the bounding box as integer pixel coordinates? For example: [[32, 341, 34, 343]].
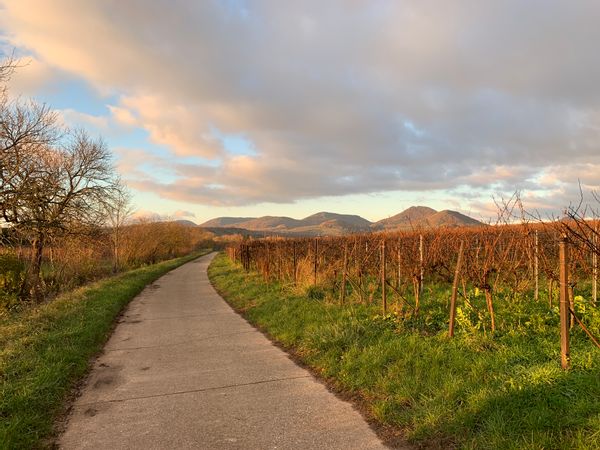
[[559, 235, 570, 370], [419, 234, 424, 294], [448, 241, 465, 338], [381, 239, 387, 314], [593, 225, 598, 305], [534, 230, 539, 301]]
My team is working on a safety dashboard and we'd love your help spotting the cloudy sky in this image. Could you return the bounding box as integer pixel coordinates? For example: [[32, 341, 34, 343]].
[[1, 0, 599, 223]]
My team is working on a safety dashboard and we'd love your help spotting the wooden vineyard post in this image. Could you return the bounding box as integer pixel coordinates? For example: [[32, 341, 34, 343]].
[[381, 239, 387, 314], [448, 241, 465, 338], [419, 234, 424, 294], [313, 238, 318, 285], [559, 235, 571, 370], [340, 242, 348, 305], [534, 230, 539, 301], [593, 226, 598, 305]]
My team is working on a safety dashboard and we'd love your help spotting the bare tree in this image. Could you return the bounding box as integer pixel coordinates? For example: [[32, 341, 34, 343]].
[[0, 53, 17, 104], [103, 179, 134, 272], [1, 124, 118, 298], [1, 56, 61, 238]]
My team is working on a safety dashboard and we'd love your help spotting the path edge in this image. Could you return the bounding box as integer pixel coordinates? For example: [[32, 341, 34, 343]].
[[207, 252, 414, 450], [49, 252, 214, 448]]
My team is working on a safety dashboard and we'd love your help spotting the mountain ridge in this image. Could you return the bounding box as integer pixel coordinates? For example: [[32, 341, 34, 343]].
[[200, 206, 484, 236]]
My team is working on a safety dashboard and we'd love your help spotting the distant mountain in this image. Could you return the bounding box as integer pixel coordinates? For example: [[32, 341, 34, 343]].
[[200, 207, 484, 236], [424, 210, 484, 228], [200, 212, 370, 236], [200, 217, 254, 227], [301, 212, 372, 229], [234, 216, 303, 230], [289, 219, 372, 237], [374, 206, 483, 230], [201, 226, 275, 238], [374, 206, 437, 230]]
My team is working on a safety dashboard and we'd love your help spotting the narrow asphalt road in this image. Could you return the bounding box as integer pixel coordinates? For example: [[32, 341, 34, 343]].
[[59, 253, 389, 449]]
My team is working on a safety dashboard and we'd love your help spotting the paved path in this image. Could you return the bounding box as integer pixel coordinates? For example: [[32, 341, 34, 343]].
[[60, 253, 388, 449]]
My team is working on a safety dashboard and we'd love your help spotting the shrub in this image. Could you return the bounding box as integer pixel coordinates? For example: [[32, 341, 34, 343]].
[[0, 252, 26, 309]]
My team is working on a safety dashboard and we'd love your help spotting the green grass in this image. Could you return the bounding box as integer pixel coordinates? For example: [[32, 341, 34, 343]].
[[0, 249, 211, 450], [209, 253, 600, 449]]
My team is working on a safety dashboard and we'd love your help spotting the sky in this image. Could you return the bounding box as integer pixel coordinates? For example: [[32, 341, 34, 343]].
[[1, 0, 599, 224]]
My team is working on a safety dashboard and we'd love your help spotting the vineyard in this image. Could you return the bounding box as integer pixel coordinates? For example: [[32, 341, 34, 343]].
[[226, 220, 600, 368]]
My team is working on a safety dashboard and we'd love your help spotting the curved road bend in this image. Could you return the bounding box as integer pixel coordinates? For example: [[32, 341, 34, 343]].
[[60, 253, 389, 449]]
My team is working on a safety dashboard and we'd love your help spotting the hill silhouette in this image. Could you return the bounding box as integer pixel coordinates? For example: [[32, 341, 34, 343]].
[[200, 206, 484, 236]]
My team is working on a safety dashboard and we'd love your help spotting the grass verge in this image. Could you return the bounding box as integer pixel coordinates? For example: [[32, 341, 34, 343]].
[[208, 253, 600, 450], [0, 249, 211, 450]]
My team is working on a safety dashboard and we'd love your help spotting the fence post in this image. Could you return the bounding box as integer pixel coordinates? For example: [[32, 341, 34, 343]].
[[559, 235, 570, 370], [448, 241, 465, 338], [340, 242, 348, 305], [593, 226, 598, 305], [419, 234, 424, 294], [381, 239, 387, 314], [534, 230, 539, 301]]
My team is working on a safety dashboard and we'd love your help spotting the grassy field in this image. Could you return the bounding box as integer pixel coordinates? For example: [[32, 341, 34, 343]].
[[208, 253, 600, 450], [0, 249, 211, 450]]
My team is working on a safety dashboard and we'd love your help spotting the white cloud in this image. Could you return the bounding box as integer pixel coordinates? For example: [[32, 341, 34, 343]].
[[2, 0, 600, 212], [173, 210, 196, 219], [107, 104, 138, 128], [2, 55, 58, 97], [58, 108, 110, 131]]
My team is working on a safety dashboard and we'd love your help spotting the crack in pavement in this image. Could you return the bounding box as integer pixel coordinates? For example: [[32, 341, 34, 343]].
[[105, 330, 259, 352], [76, 375, 312, 407], [121, 311, 236, 322]]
